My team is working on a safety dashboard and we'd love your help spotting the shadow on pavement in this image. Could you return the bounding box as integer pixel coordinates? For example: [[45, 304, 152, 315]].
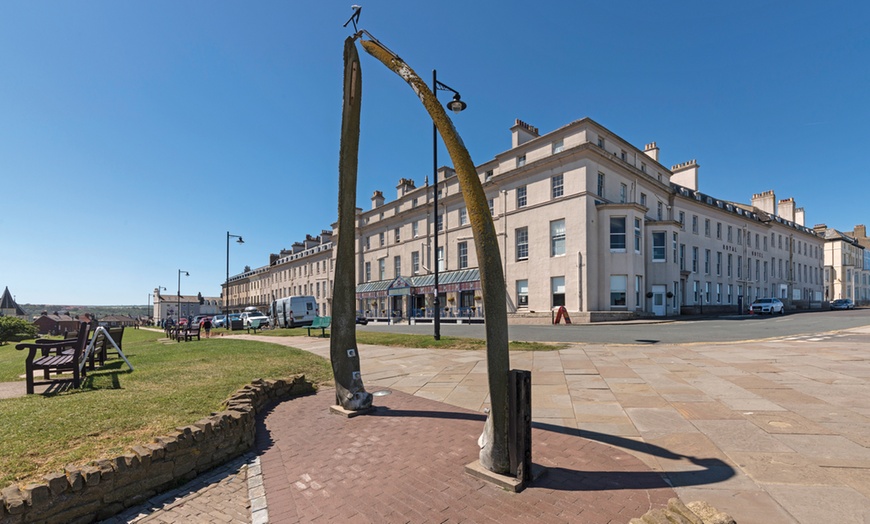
[[371, 406, 735, 489]]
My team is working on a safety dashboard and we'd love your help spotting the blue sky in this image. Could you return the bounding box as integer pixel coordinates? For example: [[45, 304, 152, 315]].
[[2, 1, 868, 305]]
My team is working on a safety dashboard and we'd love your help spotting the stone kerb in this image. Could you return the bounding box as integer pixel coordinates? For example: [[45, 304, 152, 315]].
[[0, 375, 314, 524]]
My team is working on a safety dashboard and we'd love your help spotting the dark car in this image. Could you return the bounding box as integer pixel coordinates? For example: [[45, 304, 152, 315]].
[[830, 299, 855, 310], [356, 316, 369, 325]]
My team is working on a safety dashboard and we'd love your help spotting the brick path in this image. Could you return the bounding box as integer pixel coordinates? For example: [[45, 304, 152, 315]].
[[100, 454, 253, 524], [256, 389, 675, 523]]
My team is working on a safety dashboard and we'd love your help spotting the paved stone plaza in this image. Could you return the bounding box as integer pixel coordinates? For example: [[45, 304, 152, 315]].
[[106, 323, 870, 523]]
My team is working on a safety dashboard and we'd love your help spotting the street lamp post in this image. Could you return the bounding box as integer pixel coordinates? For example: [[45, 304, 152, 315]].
[[177, 270, 189, 324], [226, 232, 244, 318], [432, 69, 467, 341]]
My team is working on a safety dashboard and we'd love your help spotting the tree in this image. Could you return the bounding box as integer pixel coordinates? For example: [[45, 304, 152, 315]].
[[0, 317, 38, 345], [359, 34, 511, 474]]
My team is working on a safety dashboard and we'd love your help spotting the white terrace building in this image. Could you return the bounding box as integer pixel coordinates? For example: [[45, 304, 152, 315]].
[[815, 224, 870, 305], [223, 117, 826, 322]]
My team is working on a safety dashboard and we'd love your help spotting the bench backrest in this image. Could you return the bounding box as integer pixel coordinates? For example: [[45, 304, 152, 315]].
[[108, 326, 124, 350], [72, 323, 91, 367], [313, 316, 331, 327]]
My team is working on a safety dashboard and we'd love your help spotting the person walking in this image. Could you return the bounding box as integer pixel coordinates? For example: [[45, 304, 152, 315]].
[[202, 317, 212, 338]]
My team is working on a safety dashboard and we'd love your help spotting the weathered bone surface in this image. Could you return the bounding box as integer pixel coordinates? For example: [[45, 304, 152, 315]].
[[331, 37, 372, 412], [360, 36, 510, 474]]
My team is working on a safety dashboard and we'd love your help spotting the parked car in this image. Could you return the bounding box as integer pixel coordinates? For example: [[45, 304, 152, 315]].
[[830, 299, 855, 310], [240, 309, 270, 328], [356, 316, 368, 325], [750, 297, 785, 315], [211, 314, 227, 328]]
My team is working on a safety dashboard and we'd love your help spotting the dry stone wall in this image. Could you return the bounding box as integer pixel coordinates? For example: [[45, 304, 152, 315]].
[[0, 375, 314, 524]]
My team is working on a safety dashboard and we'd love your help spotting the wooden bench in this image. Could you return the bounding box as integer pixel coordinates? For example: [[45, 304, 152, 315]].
[[306, 316, 331, 337], [93, 326, 125, 365], [16, 323, 90, 394], [176, 326, 200, 342]]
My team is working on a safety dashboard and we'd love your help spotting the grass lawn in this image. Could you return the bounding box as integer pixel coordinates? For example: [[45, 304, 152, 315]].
[[0, 329, 332, 486], [250, 327, 565, 351]]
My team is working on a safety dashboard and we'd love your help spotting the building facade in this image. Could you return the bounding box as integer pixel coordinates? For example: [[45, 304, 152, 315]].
[[152, 289, 221, 324], [816, 225, 869, 304], [222, 117, 826, 321]]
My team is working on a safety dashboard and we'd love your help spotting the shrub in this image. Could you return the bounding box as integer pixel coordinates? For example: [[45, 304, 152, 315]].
[[0, 317, 38, 345]]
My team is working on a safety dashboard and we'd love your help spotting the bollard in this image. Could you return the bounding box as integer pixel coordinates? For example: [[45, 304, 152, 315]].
[[508, 369, 532, 485]]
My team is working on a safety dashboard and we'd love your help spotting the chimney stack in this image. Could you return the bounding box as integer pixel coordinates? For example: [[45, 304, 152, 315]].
[[644, 142, 660, 162], [670, 160, 699, 191], [778, 198, 796, 222], [511, 119, 539, 148], [751, 190, 776, 215], [795, 207, 805, 226], [396, 178, 416, 199], [371, 190, 385, 209]]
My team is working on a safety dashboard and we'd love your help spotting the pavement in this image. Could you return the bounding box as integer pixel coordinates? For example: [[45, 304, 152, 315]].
[[8, 322, 870, 523]]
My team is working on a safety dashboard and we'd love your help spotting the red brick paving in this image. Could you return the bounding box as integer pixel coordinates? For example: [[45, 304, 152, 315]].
[[256, 389, 675, 523]]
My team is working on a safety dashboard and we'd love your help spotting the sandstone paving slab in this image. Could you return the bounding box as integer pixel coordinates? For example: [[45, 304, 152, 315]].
[[574, 421, 640, 437], [727, 451, 839, 485], [671, 401, 745, 420], [573, 401, 630, 420], [660, 392, 715, 403], [596, 366, 641, 378], [532, 386, 570, 403], [772, 434, 870, 463], [429, 372, 474, 383], [611, 393, 671, 408], [530, 371, 569, 385], [727, 375, 793, 389], [386, 373, 441, 389], [822, 465, 870, 499], [607, 382, 655, 393], [568, 387, 619, 402], [624, 407, 698, 437], [692, 420, 795, 453], [414, 385, 457, 402], [753, 387, 829, 407], [683, 375, 761, 400], [564, 374, 609, 389], [718, 396, 787, 411], [642, 432, 735, 472], [763, 484, 870, 524], [742, 411, 839, 435], [675, 487, 799, 524]]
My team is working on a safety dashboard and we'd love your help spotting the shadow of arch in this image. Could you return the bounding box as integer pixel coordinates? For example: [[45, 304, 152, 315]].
[[370, 406, 735, 489]]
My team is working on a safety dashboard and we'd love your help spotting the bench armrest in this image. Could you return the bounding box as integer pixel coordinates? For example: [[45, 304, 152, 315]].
[[15, 340, 73, 363]]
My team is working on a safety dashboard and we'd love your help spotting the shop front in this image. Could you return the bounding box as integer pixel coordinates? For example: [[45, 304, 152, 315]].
[[355, 269, 484, 322]]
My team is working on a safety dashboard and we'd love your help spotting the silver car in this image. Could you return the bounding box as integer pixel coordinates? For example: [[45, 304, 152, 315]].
[[750, 298, 785, 315]]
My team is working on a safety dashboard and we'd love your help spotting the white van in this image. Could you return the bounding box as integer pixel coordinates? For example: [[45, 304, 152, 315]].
[[270, 295, 318, 328]]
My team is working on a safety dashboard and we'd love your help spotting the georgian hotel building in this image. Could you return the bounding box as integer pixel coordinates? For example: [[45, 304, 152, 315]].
[[223, 117, 825, 322]]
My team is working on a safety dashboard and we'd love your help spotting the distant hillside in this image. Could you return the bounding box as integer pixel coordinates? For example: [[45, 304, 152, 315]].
[[20, 304, 150, 319]]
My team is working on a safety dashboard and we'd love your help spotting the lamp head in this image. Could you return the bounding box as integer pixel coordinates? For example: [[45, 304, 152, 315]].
[[446, 94, 466, 114], [237, 236, 244, 244]]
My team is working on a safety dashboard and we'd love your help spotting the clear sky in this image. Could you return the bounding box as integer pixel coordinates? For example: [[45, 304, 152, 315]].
[[2, 1, 868, 305]]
